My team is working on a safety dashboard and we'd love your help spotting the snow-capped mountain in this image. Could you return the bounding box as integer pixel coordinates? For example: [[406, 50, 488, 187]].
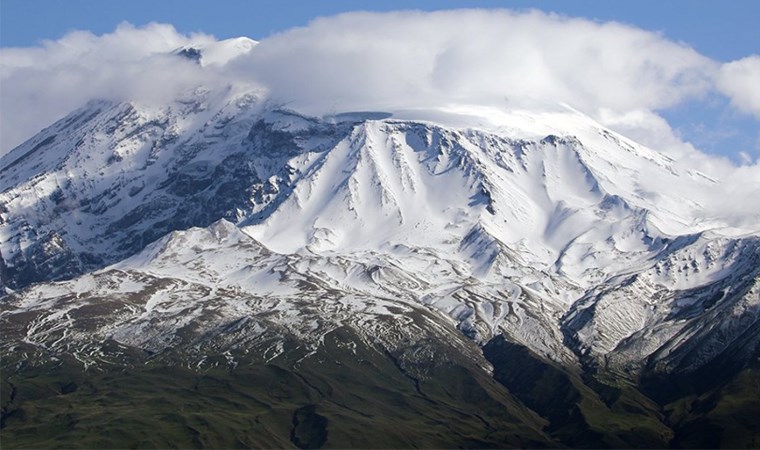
[[2, 38, 759, 448]]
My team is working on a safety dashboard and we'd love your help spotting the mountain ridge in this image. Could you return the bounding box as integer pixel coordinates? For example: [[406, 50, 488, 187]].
[[2, 89, 758, 370], [2, 83, 759, 447]]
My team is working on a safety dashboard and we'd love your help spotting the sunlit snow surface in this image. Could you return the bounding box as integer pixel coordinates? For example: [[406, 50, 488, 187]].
[[1, 65, 758, 376]]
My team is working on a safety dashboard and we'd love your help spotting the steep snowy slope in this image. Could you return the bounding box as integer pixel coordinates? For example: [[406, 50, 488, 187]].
[[0, 88, 268, 288], [1, 79, 758, 379], [3, 92, 752, 292]]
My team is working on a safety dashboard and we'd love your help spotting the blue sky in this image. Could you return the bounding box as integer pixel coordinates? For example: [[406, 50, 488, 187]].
[[3, 0, 758, 59], [1, 0, 758, 162]]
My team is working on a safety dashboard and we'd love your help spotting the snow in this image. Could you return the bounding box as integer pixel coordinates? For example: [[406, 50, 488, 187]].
[[1, 79, 759, 376]]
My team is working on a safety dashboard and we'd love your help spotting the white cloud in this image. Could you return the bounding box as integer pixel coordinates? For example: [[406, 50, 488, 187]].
[[596, 108, 700, 159], [0, 22, 219, 151], [241, 10, 715, 116], [0, 11, 758, 231], [597, 106, 757, 174], [0, 8, 756, 170], [716, 55, 760, 119]]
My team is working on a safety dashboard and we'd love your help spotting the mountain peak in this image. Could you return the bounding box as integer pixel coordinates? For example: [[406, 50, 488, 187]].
[[174, 36, 257, 67]]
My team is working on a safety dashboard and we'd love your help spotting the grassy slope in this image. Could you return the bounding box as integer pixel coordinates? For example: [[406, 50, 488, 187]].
[[2, 332, 759, 448], [665, 366, 760, 449], [1, 328, 553, 449]]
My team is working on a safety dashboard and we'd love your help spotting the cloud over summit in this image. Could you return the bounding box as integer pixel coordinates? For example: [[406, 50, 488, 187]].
[[246, 10, 715, 115], [0, 22, 218, 151], [1, 9, 758, 164]]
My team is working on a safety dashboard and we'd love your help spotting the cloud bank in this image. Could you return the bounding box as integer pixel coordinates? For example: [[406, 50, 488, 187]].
[[0, 23, 219, 151], [243, 10, 715, 115], [1, 9, 758, 167]]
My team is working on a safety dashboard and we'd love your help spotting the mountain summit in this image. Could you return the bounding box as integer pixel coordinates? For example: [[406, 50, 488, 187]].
[[174, 36, 257, 66]]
